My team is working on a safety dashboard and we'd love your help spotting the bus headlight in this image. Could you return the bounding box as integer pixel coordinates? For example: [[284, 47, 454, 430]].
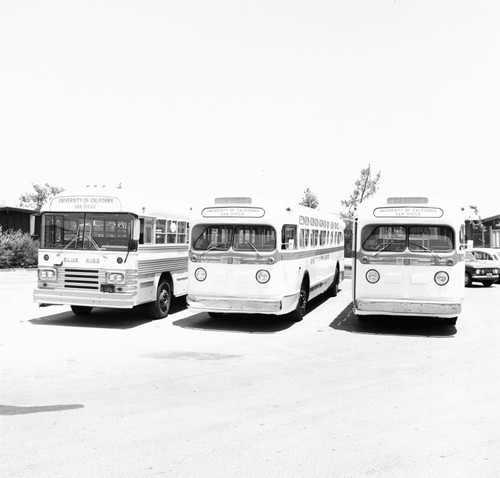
[[366, 269, 380, 284], [107, 272, 125, 284], [256, 270, 270, 284], [434, 271, 449, 286], [38, 268, 57, 282], [195, 268, 207, 281]]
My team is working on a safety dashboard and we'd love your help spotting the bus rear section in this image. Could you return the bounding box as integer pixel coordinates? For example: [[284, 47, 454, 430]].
[[352, 196, 465, 325]]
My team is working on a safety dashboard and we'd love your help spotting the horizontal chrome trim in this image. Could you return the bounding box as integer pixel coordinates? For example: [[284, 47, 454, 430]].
[[354, 298, 462, 318]]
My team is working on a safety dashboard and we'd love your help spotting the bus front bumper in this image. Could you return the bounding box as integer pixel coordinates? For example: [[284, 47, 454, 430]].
[[354, 299, 462, 318], [187, 294, 299, 315], [34, 288, 136, 309]]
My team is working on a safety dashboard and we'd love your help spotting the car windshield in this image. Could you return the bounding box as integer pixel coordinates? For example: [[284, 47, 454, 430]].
[[41, 212, 134, 251], [192, 224, 276, 252], [362, 225, 454, 253]]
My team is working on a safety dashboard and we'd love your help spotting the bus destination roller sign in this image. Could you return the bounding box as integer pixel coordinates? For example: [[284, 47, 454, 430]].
[[202, 207, 265, 218], [373, 207, 444, 218]]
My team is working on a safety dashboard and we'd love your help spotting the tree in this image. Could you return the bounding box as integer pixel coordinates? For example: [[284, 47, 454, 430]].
[[300, 188, 319, 209], [19, 183, 65, 211], [340, 165, 381, 256]]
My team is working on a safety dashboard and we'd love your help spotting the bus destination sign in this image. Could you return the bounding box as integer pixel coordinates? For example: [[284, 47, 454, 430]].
[[374, 207, 444, 218], [52, 196, 121, 212], [202, 207, 265, 218]]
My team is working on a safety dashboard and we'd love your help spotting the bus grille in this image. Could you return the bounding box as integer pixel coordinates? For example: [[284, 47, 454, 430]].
[[63, 269, 100, 290]]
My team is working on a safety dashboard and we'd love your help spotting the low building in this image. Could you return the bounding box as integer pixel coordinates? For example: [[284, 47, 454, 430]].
[[0, 206, 40, 238], [465, 214, 500, 248]]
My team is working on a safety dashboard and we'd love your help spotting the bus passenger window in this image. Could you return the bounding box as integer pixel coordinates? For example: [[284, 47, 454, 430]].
[[177, 221, 187, 244], [282, 225, 297, 250], [167, 220, 177, 243], [155, 219, 166, 244]]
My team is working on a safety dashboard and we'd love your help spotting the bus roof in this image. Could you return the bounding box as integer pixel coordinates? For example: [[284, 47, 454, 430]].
[[190, 195, 345, 229], [354, 195, 465, 223], [41, 187, 189, 219]]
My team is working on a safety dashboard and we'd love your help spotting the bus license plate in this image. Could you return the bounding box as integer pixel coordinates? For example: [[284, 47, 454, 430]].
[[101, 285, 115, 293]]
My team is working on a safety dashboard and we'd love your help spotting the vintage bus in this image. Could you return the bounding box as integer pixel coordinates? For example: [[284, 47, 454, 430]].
[[187, 196, 345, 321], [33, 188, 189, 318], [352, 196, 465, 325]]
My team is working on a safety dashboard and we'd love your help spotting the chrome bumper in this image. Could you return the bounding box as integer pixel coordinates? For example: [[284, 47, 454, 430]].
[[33, 288, 136, 309], [354, 298, 462, 318], [187, 293, 299, 315]]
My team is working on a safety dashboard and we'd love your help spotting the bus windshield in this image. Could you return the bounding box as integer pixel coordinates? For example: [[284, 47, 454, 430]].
[[192, 224, 276, 252], [362, 225, 454, 253], [41, 212, 135, 251]]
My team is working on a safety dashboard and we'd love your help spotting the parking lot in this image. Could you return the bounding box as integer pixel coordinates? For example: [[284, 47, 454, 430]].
[[1, 270, 500, 477]]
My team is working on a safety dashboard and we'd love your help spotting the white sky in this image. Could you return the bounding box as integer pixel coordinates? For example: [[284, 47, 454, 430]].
[[1, 1, 499, 218]]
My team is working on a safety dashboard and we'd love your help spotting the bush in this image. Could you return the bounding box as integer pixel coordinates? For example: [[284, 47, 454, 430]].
[[0, 227, 39, 269]]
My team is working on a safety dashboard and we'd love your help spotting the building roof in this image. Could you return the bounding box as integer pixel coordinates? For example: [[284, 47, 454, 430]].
[[0, 206, 37, 214]]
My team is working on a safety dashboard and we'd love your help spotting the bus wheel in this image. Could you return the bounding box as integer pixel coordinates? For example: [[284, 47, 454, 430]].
[[289, 283, 308, 322], [445, 317, 457, 326], [148, 280, 172, 319], [464, 272, 471, 287], [70, 305, 93, 316], [329, 270, 339, 297]]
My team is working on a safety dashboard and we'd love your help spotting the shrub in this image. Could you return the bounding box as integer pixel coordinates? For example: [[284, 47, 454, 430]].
[[0, 226, 39, 269]]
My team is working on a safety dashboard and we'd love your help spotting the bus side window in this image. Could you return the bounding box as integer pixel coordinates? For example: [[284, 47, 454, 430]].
[[156, 219, 166, 244], [282, 225, 297, 250]]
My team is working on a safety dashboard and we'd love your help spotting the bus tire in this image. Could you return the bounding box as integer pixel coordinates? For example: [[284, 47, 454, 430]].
[[289, 282, 308, 322], [329, 268, 340, 297], [464, 272, 471, 287], [148, 280, 172, 319], [71, 305, 93, 316], [445, 317, 457, 326]]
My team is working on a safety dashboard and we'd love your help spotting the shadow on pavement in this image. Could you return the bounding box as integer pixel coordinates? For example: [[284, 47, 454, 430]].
[[28, 298, 187, 330], [173, 312, 294, 333], [330, 302, 457, 337]]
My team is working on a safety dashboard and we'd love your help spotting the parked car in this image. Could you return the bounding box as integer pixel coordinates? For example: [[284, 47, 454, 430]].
[[465, 250, 499, 287], [470, 248, 500, 283]]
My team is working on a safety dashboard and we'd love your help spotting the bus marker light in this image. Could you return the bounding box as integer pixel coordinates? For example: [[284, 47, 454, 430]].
[[446, 258, 454, 266], [366, 269, 380, 284], [256, 270, 270, 284], [434, 271, 449, 286], [195, 268, 207, 281]]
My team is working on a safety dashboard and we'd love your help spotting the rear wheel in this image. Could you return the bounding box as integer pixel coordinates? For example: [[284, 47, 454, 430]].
[[70, 305, 93, 316], [328, 269, 339, 297], [148, 280, 172, 319]]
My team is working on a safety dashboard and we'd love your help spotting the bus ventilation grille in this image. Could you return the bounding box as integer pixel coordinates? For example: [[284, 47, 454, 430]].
[[215, 197, 252, 205], [387, 197, 429, 205]]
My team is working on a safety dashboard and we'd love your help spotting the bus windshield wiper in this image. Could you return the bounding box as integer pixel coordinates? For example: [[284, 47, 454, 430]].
[[373, 242, 394, 257], [242, 239, 262, 259], [409, 242, 442, 259], [200, 242, 224, 258], [58, 226, 81, 255]]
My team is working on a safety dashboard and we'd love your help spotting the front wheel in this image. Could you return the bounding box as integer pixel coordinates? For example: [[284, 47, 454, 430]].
[[328, 269, 339, 297], [71, 305, 93, 316], [464, 272, 472, 287], [148, 280, 172, 319], [289, 283, 308, 322]]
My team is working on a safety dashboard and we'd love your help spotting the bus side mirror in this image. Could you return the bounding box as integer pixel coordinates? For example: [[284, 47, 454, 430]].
[[30, 215, 36, 236], [132, 219, 141, 241]]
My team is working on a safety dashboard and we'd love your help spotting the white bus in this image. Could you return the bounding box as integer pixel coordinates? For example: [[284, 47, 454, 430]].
[[33, 188, 189, 318], [187, 196, 345, 321], [352, 195, 465, 325]]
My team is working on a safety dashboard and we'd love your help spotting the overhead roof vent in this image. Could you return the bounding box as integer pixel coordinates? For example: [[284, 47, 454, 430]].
[[215, 197, 252, 205], [387, 197, 429, 205]]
